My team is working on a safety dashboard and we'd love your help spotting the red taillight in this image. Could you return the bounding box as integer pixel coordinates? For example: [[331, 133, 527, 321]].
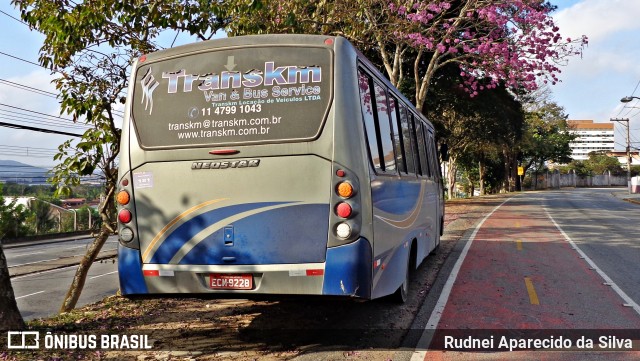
[[336, 203, 352, 218], [118, 209, 132, 223]]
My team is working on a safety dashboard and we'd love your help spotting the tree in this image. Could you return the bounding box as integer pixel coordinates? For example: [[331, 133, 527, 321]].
[[27, 198, 57, 235], [583, 153, 624, 176], [520, 96, 575, 189], [13, 0, 229, 312], [226, 0, 587, 110], [423, 63, 524, 197], [0, 185, 25, 331], [0, 188, 31, 239]]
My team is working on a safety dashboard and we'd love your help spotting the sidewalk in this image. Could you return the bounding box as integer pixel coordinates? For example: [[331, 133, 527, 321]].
[[610, 188, 640, 205]]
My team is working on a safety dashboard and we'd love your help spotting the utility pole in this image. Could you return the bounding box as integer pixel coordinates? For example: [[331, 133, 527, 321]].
[[610, 118, 631, 193]]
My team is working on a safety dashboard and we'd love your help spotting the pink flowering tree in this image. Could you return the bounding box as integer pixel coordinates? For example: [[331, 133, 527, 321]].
[[226, 0, 587, 112], [387, 0, 587, 110]]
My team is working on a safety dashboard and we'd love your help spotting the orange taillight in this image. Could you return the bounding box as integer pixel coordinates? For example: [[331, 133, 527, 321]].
[[116, 190, 130, 205], [337, 182, 354, 198]]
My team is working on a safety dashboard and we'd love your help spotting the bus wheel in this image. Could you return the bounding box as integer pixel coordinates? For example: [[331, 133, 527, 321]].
[[393, 256, 410, 303]]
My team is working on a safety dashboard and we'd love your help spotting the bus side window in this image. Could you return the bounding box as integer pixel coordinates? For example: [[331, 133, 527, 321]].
[[408, 112, 422, 176], [428, 133, 441, 181], [415, 119, 431, 178], [399, 106, 416, 175], [423, 126, 436, 179], [373, 82, 396, 172], [388, 96, 406, 174], [358, 69, 382, 170]]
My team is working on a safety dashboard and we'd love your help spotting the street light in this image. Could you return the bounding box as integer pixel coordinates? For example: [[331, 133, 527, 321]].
[[612, 97, 635, 193], [620, 96, 640, 103]]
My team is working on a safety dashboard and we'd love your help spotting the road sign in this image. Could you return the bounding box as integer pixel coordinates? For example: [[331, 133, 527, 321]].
[[518, 166, 524, 176]]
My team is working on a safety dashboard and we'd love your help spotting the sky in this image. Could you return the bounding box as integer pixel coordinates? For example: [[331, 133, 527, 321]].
[[0, 0, 639, 169]]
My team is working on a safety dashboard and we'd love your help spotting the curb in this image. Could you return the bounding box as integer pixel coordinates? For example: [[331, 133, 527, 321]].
[[9, 249, 118, 278], [2, 234, 95, 249], [623, 198, 640, 205]]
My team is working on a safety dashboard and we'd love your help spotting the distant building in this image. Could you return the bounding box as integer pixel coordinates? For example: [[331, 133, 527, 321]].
[[568, 120, 615, 161], [605, 151, 640, 166], [61, 198, 86, 209]]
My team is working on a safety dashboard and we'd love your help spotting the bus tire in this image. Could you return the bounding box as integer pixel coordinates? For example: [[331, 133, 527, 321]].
[[392, 254, 410, 303]]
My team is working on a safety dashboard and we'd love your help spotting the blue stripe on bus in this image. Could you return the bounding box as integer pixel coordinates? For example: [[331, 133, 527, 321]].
[[323, 238, 372, 298], [179, 203, 329, 265], [371, 181, 421, 215], [150, 202, 287, 264], [118, 245, 148, 295]]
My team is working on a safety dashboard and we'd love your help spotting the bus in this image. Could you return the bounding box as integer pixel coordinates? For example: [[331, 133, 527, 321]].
[[116, 34, 444, 302]]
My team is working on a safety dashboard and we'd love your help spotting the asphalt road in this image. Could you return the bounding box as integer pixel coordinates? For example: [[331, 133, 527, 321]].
[[409, 188, 640, 360], [6, 237, 120, 321], [543, 188, 640, 308], [5, 236, 118, 269]]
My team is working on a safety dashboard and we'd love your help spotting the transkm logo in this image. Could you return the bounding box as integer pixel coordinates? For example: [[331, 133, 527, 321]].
[[140, 67, 160, 115]]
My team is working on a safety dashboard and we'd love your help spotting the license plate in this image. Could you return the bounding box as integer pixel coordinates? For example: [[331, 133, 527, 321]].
[[209, 274, 253, 290]]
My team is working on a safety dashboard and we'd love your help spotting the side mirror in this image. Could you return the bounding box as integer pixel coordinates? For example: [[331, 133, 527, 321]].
[[440, 143, 449, 162]]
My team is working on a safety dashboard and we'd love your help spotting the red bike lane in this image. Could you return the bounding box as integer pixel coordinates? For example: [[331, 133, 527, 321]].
[[415, 196, 640, 360]]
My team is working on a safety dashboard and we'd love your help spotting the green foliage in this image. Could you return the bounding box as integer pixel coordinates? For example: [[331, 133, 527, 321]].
[[0, 185, 32, 239], [520, 99, 574, 174], [563, 154, 625, 177], [584, 153, 625, 176], [26, 199, 57, 235]]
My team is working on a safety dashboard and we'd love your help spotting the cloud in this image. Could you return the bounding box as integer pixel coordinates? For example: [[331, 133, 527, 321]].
[[554, 0, 640, 42]]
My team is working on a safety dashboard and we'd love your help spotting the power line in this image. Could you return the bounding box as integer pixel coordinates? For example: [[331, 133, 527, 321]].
[[0, 78, 58, 98], [0, 50, 42, 68], [0, 9, 29, 26], [0, 102, 75, 122], [0, 121, 82, 137], [0, 114, 91, 130]]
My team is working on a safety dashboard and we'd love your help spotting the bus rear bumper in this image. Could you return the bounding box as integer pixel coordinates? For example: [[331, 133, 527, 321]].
[[118, 238, 372, 299]]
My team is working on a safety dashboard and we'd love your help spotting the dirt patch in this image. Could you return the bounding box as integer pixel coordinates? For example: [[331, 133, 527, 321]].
[[3, 195, 510, 361]]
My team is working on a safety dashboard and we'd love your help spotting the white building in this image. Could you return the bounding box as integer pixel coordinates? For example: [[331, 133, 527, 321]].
[[568, 120, 615, 160]]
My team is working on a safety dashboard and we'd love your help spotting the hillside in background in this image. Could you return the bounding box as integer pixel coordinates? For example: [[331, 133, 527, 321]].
[[0, 159, 50, 185]]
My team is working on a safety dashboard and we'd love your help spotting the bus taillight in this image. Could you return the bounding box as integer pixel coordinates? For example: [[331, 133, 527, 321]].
[[116, 190, 130, 205], [118, 209, 132, 223], [336, 202, 352, 218], [337, 182, 354, 198]]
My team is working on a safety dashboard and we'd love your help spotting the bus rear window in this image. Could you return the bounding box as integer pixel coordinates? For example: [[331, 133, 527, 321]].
[[131, 46, 332, 148]]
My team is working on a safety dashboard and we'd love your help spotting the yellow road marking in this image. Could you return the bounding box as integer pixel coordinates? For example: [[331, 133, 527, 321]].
[[515, 221, 521, 228], [524, 277, 540, 305], [516, 239, 523, 251]]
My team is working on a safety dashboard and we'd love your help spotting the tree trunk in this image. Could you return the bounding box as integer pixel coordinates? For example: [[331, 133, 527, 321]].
[[478, 159, 485, 195], [503, 148, 511, 192], [59, 225, 110, 313], [447, 157, 458, 199], [0, 244, 25, 331]]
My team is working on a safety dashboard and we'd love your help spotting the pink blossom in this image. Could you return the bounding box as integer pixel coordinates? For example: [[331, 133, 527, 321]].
[[388, 0, 588, 97]]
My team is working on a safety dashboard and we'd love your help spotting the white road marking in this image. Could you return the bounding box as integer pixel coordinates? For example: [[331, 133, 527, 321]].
[[545, 208, 640, 316], [410, 197, 513, 360], [9, 258, 60, 268], [9, 251, 47, 258], [88, 271, 118, 280], [15, 291, 45, 300]]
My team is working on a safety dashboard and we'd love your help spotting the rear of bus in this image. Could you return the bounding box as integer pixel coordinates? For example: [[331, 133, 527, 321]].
[[116, 35, 372, 298]]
